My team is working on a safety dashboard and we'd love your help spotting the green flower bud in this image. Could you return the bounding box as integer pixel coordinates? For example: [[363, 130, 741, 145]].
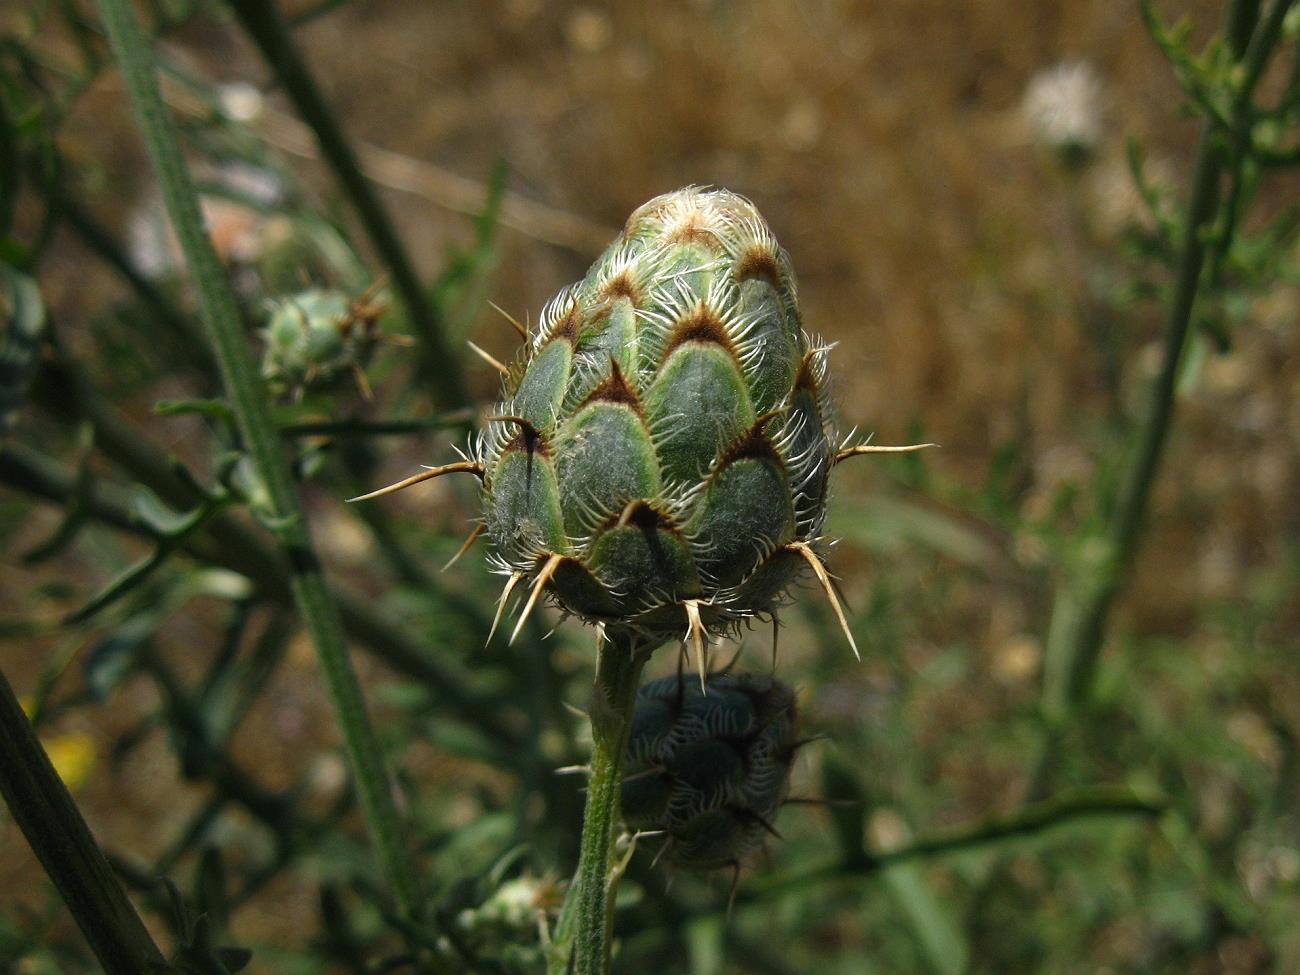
[[477, 187, 847, 650], [259, 287, 382, 399]]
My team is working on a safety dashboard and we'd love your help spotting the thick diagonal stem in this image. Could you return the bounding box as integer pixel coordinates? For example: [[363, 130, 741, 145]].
[[98, 0, 422, 921], [0, 669, 167, 974]]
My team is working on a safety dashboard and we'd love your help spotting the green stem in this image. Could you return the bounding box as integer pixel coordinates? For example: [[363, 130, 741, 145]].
[[1040, 107, 1223, 733], [752, 786, 1164, 901], [554, 630, 650, 975], [0, 667, 168, 974], [641, 786, 1164, 935], [225, 0, 469, 410], [1036, 0, 1279, 790], [98, 0, 422, 923]]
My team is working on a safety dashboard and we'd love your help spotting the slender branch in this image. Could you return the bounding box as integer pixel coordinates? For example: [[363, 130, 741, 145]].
[[1036, 0, 1284, 796], [636, 786, 1165, 936], [98, 0, 423, 923], [746, 787, 1165, 903], [1205, 0, 1294, 288], [1239, 0, 1294, 95], [1039, 69, 1231, 736], [224, 0, 469, 410], [0, 667, 168, 974]]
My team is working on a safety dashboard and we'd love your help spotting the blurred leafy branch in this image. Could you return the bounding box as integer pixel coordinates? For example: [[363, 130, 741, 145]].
[[0, 0, 1296, 973], [1039, 0, 1299, 781]]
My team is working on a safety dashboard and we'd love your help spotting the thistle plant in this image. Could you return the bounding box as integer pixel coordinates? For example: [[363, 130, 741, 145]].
[[360, 187, 927, 667], [356, 186, 926, 973]]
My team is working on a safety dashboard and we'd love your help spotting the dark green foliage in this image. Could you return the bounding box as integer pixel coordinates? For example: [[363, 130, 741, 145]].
[[0, 264, 45, 434], [0, 1, 1297, 973]]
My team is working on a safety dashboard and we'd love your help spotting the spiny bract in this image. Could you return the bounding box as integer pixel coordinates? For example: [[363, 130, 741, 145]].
[[478, 187, 840, 649], [621, 671, 798, 870]]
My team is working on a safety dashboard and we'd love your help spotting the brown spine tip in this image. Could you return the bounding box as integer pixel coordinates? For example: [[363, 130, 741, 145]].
[[614, 498, 666, 530], [666, 214, 720, 246], [346, 460, 484, 503], [545, 301, 583, 345], [718, 412, 785, 467], [834, 442, 938, 465], [734, 246, 782, 289], [663, 304, 736, 360], [488, 299, 529, 340], [684, 599, 710, 692], [596, 498, 685, 540], [579, 357, 642, 412], [600, 272, 641, 304], [510, 553, 565, 645], [492, 415, 549, 457], [794, 352, 821, 394], [787, 541, 859, 660]]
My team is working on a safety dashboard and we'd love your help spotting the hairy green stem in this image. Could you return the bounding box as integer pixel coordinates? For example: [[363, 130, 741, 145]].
[[98, 0, 422, 922], [225, 0, 469, 410], [553, 630, 650, 975], [0, 668, 168, 974]]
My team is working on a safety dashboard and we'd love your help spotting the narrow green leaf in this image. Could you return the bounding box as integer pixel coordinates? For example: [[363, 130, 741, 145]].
[[878, 863, 969, 975], [155, 398, 238, 425]]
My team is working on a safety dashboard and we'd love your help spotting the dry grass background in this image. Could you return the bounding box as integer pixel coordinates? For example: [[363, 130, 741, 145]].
[[3, 0, 1298, 971]]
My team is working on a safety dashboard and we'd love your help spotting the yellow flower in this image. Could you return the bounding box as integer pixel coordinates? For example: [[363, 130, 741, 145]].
[[19, 696, 97, 794]]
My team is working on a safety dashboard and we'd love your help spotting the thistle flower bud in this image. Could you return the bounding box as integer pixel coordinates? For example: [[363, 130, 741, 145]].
[[259, 287, 382, 399], [477, 187, 843, 650], [622, 671, 799, 870], [445, 874, 561, 974], [356, 187, 928, 655]]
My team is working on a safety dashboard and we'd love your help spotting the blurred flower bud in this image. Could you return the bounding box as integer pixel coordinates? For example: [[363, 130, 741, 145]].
[[260, 287, 384, 399], [1022, 61, 1104, 166], [622, 671, 799, 871]]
